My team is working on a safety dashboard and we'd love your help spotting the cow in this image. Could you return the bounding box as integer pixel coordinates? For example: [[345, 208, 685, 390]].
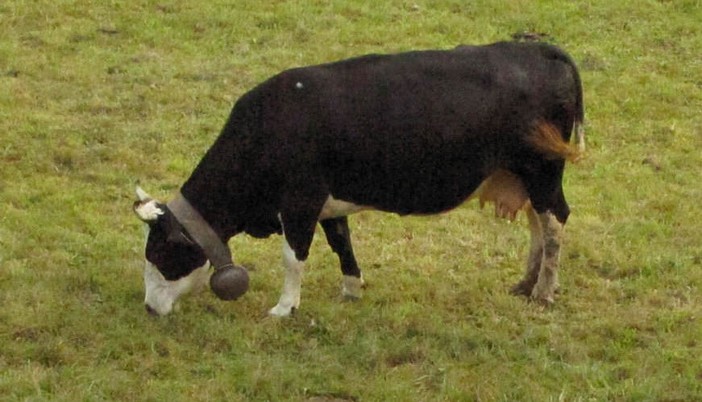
[[133, 41, 584, 317]]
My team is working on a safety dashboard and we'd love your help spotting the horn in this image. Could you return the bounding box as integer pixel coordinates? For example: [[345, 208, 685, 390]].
[[135, 186, 151, 201]]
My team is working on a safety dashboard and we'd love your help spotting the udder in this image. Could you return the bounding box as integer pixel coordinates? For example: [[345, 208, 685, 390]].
[[473, 170, 530, 221]]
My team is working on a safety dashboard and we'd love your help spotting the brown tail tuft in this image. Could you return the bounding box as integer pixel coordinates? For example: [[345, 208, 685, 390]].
[[528, 121, 582, 162]]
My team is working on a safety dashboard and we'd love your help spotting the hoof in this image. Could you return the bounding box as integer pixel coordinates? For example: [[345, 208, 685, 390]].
[[342, 275, 364, 300], [269, 303, 296, 317], [531, 295, 555, 306], [530, 286, 556, 306], [510, 280, 535, 297], [343, 293, 362, 302]]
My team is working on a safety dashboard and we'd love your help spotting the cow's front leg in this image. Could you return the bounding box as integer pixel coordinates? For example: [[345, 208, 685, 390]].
[[530, 211, 564, 304], [269, 238, 304, 317], [511, 204, 543, 296], [270, 189, 325, 316]]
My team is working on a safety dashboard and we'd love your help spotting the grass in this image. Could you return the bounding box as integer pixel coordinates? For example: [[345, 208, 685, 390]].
[[1, 0, 701, 400]]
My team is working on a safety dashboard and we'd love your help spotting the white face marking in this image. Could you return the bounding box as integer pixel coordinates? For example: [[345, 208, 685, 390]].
[[135, 199, 164, 222], [318, 196, 369, 220], [141, 225, 210, 315], [143, 261, 211, 315], [269, 238, 304, 317], [295, 81, 304, 89]]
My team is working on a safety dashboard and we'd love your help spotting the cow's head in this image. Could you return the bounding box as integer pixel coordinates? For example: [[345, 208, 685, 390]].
[[133, 187, 210, 315], [133, 187, 248, 315]]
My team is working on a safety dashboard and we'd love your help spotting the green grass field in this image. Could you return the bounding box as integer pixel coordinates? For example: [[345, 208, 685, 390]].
[[1, 0, 701, 400]]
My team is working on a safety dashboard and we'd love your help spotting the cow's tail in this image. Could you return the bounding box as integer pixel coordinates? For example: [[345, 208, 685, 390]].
[[575, 122, 585, 152], [572, 61, 586, 153], [543, 43, 586, 153], [528, 120, 582, 163], [558, 46, 586, 153]]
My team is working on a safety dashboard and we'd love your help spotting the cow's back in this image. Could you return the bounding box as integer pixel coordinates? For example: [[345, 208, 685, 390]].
[[249, 43, 579, 214], [186, 42, 582, 221]]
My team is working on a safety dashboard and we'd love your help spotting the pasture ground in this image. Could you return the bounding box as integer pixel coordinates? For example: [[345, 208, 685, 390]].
[[1, 1, 701, 400]]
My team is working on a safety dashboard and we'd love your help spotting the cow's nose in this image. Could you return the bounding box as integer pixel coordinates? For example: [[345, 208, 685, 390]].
[[145, 304, 159, 316]]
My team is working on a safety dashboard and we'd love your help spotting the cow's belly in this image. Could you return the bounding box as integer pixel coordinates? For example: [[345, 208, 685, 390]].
[[327, 168, 483, 215], [323, 135, 503, 214], [322, 169, 529, 220]]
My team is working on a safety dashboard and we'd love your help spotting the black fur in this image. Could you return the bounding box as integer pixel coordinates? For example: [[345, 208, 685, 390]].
[[145, 41, 583, 283]]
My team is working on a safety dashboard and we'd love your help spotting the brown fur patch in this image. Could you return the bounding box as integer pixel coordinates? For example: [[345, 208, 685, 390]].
[[475, 170, 529, 221], [528, 121, 582, 162]]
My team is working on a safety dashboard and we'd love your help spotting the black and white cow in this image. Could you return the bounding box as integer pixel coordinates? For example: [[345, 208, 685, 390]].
[[134, 41, 584, 316]]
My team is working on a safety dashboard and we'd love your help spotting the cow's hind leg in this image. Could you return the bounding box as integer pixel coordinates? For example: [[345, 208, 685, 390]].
[[510, 203, 543, 297], [511, 116, 575, 304], [518, 158, 569, 305], [530, 210, 564, 304], [522, 179, 568, 305], [320, 217, 364, 300]]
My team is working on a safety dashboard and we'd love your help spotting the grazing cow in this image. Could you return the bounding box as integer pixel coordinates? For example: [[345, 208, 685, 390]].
[[134, 41, 584, 316]]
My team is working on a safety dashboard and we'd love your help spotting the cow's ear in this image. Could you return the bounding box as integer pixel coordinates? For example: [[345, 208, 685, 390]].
[[133, 186, 164, 223], [162, 214, 197, 245]]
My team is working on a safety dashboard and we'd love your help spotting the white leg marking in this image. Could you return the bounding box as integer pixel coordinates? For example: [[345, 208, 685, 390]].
[[531, 211, 563, 304], [342, 274, 364, 299], [511, 204, 544, 296], [269, 238, 304, 317], [526, 205, 544, 278]]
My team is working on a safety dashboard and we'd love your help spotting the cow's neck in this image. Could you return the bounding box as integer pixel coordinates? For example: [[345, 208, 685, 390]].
[[176, 129, 246, 240], [167, 193, 234, 270], [179, 177, 240, 242]]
